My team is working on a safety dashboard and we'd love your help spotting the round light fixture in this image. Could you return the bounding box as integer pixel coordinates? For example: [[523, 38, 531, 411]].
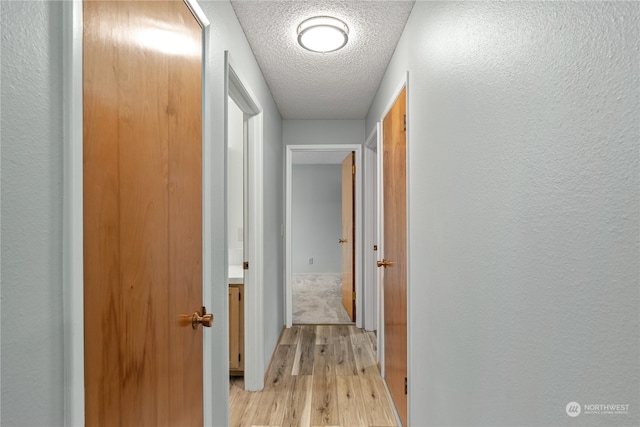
[[297, 16, 349, 53]]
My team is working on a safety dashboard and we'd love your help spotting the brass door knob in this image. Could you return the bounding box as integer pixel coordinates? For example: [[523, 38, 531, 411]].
[[377, 259, 394, 268], [192, 306, 214, 329], [339, 238, 347, 243]]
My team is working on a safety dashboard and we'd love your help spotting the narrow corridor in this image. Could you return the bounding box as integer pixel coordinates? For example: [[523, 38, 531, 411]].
[[230, 325, 396, 426]]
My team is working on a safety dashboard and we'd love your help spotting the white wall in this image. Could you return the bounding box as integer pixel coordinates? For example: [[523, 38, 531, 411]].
[[196, 1, 284, 423], [367, 2, 639, 426], [0, 1, 284, 425], [227, 97, 244, 265], [283, 119, 365, 147], [1, 2, 65, 425], [292, 164, 342, 273], [283, 120, 365, 273]]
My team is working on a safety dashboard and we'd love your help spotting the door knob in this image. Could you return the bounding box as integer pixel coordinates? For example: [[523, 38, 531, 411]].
[[192, 306, 214, 329], [339, 238, 347, 243], [377, 259, 394, 268]]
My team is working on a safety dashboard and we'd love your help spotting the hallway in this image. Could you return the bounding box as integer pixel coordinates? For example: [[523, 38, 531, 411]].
[[230, 325, 396, 427], [3, 1, 638, 425]]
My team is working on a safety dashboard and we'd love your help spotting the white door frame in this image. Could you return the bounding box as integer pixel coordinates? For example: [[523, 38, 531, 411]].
[[62, 1, 215, 424], [285, 144, 363, 329], [364, 127, 379, 332], [224, 53, 265, 391]]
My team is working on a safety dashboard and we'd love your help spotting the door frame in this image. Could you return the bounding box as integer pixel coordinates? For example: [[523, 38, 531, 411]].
[[224, 53, 265, 391], [284, 144, 363, 328], [364, 126, 379, 333], [377, 72, 410, 423], [62, 1, 214, 424]]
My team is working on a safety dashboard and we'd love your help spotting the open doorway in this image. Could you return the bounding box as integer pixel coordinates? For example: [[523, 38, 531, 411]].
[[227, 96, 245, 378], [285, 145, 363, 329], [225, 53, 265, 392], [290, 154, 353, 324], [364, 125, 380, 334]]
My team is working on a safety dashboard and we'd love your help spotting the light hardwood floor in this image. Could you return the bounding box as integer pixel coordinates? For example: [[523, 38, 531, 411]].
[[230, 325, 398, 427]]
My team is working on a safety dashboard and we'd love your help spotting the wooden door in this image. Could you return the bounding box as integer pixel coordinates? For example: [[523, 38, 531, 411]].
[[83, 1, 204, 425], [382, 88, 407, 426], [341, 152, 356, 321]]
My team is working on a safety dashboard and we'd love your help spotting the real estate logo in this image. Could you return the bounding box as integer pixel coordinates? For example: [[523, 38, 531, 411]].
[[566, 401, 630, 417], [566, 402, 581, 417]]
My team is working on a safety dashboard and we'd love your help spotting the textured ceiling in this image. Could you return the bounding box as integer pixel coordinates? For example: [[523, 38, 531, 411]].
[[230, 0, 415, 119]]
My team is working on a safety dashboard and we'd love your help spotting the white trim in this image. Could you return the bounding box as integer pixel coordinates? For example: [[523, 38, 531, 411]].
[[285, 144, 364, 329], [185, 0, 209, 27], [375, 122, 384, 371], [365, 126, 377, 150], [225, 53, 265, 392], [363, 128, 378, 332], [285, 147, 293, 327], [404, 72, 412, 425], [63, 1, 84, 424], [198, 0, 214, 423], [63, 2, 213, 424]]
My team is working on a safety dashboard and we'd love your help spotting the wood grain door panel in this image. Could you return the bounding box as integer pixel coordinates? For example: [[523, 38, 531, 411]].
[[382, 87, 407, 426], [341, 152, 355, 321], [83, 1, 203, 425]]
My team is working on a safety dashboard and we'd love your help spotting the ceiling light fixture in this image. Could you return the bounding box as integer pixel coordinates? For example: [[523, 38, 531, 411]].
[[297, 16, 349, 53]]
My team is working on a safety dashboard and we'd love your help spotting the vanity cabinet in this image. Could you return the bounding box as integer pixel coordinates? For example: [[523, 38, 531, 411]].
[[229, 284, 244, 375]]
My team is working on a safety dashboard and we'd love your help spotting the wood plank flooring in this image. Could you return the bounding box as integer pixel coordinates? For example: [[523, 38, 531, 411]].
[[230, 325, 397, 427]]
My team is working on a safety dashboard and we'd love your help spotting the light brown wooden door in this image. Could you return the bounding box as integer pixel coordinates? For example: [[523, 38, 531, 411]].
[[341, 152, 356, 321], [381, 87, 407, 426], [83, 1, 204, 425]]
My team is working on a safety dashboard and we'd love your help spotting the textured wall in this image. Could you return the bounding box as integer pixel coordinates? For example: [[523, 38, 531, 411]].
[[367, 2, 639, 425], [1, 1, 284, 425], [1, 2, 65, 425], [196, 3, 284, 422], [292, 164, 342, 274]]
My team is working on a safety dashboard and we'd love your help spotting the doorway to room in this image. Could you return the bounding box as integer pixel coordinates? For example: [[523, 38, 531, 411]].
[[285, 145, 364, 329], [289, 152, 354, 325], [227, 96, 245, 378], [379, 85, 408, 427], [225, 54, 265, 392]]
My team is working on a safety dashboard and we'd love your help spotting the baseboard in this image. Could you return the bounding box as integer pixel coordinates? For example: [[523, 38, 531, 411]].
[[263, 324, 287, 384], [381, 375, 404, 427]]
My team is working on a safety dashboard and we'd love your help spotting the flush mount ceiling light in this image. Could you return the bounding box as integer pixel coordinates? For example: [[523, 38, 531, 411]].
[[297, 16, 349, 53]]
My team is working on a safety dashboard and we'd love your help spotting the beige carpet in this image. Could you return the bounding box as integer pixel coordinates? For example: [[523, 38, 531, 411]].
[[292, 273, 353, 324]]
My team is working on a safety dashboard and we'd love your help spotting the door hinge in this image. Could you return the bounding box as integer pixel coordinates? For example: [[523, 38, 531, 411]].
[[373, 245, 378, 251], [352, 164, 356, 175], [352, 291, 356, 300], [243, 261, 249, 270], [405, 377, 408, 394], [403, 114, 406, 132]]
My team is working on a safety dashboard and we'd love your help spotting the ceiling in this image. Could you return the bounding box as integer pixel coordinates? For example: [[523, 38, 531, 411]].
[[230, 0, 415, 120]]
